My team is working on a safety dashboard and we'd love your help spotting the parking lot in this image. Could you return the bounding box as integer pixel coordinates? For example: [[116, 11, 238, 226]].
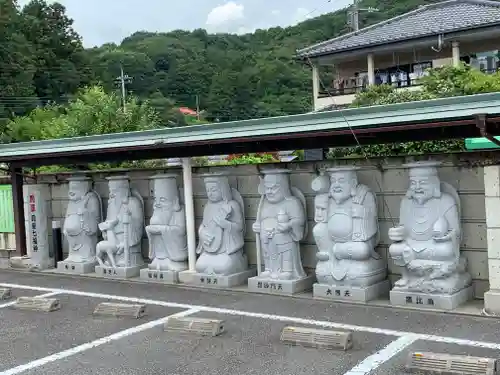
[[0, 270, 499, 374]]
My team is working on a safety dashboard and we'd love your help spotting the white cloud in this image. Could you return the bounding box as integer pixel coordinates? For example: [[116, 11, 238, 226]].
[[271, 9, 280, 16], [206, 2, 245, 28]]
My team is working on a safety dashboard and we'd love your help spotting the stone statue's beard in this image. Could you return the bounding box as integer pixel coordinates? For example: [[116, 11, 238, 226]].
[[315, 213, 327, 223], [152, 206, 174, 223], [409, 190, 433, 205], [108, 195, 126, 216], [330, 190, 350, 204]]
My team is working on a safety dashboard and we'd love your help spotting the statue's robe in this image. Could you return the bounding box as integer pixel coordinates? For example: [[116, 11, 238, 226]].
[[99, 195, 144, 267], [147, 207, 187, 271], [63, 193, 100, 263], [196, 199, 246, 275], [259, 195, 306, 279]]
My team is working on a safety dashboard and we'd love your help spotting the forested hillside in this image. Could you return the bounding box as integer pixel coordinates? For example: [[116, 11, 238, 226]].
[[0, 0, 438, 133]]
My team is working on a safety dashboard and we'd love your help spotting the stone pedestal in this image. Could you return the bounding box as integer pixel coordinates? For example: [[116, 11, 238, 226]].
[[313, 280, 390, 302], [57, 261, 95, 274], [187, 269, 256, 288], [95, 265, 142, 278], [484, 290, 500, 315], [9, 256, 34, 269], [139, 268, 180, 283], [390, 286, 473, 310], [177, 270, 193, 284], [248, 275, 315, 295]]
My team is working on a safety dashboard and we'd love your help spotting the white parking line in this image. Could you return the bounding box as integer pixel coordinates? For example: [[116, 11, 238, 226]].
[[0, 307, 200, 375], [343, 335, 418, 375], [2, 282, 500, 350], [0, 292, 60, 309]]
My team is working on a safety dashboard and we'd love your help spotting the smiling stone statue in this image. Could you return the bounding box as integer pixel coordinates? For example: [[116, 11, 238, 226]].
[[388, 161, 472, 310], [58, 177, 102, 274], [311, 167, 388, 302]]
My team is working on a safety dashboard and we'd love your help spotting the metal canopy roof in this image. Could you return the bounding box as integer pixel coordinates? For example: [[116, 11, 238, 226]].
[[2, 92, 500, 167]]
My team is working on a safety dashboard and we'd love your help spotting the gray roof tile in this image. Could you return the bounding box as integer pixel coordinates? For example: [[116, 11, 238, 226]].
[[296, 0, 500, 58]]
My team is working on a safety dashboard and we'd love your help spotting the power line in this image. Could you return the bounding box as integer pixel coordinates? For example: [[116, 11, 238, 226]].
[[347, 0, 379, 31]]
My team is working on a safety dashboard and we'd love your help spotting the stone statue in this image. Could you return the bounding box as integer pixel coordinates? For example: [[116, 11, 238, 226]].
[[195, 173, 247, 276], [61, 177, 102, 271], [312, 167, 386, 288], [252, 169, 307, 281], [388, 161, 472, 295], [96, 176, 144, 272], [146, 174, 187, 272]]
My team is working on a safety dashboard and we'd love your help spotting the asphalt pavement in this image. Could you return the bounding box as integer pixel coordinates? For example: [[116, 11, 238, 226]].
[[0, 270, 498, 375]]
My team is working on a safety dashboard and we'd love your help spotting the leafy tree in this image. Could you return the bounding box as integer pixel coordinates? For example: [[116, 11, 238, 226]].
[[20, 0, 92, 104], [145, 91, 187, 126], [8, 85, 164, 171], [5, 0, 496, 159], [1, 0, 458, 130], [7, 85, 160, 142], [0, 0, 38, 129], [83, 0, 442, 123]]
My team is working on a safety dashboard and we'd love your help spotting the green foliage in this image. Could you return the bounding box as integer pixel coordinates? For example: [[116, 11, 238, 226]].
[[8, 85, 163, 171], [1, 0, 463, 130], [20, 0, 92, 104], [84, 0, 431, 122], [0, 0, 90, 132], [328, 64, 500, 158], [0, 0, 38, 130], [6, 85, 160, 142], [225, 153, 279, 165]]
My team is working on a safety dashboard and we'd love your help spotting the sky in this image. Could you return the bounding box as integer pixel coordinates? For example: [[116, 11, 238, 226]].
[[17, 0, 353, 47]]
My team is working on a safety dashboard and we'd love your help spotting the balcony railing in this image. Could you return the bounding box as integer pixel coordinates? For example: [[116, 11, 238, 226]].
[[319, 76, 423, 98], [319, 65, 500, 98]]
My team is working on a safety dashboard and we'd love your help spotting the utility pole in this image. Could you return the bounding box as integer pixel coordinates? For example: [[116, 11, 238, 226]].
[[114, 65, 133, 111], [347, 0, 378, 31]]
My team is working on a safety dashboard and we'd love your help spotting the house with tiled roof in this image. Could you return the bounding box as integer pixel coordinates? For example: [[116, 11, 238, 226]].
[[296, 0, 500, 111]]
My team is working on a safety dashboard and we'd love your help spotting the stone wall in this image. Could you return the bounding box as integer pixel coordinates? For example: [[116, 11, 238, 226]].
[[36, 154, 488, 299]]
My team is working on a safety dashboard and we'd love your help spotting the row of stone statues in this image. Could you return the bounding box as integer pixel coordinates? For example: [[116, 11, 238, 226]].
[[59, 161, 472, 307]]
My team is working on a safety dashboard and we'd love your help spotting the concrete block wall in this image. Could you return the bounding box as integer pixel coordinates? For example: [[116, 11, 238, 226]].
[[0, 233, 15, 267], [36, 154, 487, 299], [483, 165, 500, 311]]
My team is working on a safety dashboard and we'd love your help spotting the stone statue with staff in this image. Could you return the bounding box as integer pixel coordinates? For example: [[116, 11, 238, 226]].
[[96, 176, 144, 275]]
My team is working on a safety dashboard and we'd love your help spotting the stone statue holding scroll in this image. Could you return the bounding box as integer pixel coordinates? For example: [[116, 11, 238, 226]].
[[252, 169, 307, 281], [195, 173, 247, 276], [312, 167, 386, 287], [388, 161, 472, 294], [146, 174, 188, 272], [96, 176, 144, 269], [62, 177, 102, 266]]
